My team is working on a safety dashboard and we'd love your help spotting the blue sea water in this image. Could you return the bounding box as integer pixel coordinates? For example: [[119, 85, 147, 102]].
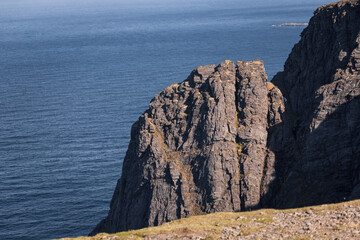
[[0, 0, 332, 239]]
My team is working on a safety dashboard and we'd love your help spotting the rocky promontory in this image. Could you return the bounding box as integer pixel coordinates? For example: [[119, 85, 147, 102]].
[[273, 23, 308, 27], [91, 0, 360, 235], [91, 59, 285, 234]]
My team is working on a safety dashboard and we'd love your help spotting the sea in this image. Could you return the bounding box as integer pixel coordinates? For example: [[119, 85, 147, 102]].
[[0, 0, 332, 239]]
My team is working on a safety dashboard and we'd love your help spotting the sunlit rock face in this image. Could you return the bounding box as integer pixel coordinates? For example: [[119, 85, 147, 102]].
[[90, 59, 285, 235]]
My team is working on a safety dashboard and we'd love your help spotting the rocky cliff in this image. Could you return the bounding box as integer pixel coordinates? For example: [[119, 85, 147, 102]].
[[91, 60, 285, 234], [272, 0, 360, 208], [91, 0, 360, 235]]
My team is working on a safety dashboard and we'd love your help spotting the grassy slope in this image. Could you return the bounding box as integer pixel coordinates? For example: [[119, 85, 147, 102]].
[[60, 199, 360, 240]]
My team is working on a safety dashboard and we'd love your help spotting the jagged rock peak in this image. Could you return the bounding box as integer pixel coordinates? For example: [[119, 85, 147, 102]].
[[90, 60, 285, 235]]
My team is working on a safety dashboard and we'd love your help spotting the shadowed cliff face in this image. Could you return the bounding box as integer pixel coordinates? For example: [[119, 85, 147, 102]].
[[91, 0, 360, 235], [271, 0, 360, 208]]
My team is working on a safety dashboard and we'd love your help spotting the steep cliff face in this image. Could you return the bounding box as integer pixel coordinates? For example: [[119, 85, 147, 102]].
[[91, 0, 360, 235], [91, 60, 285, 234], [272, 0, 360, 208]]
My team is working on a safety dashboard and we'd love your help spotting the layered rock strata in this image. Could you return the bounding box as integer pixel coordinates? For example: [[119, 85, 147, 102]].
[[91, 0, 360, 235]]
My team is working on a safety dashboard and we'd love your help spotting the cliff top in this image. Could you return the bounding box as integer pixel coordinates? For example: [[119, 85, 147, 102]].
[[61, 200, 360, 240], [316, 0, 359, 12]]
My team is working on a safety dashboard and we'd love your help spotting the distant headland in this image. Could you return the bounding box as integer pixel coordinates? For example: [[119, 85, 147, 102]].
[[273, 23, 308, 26]]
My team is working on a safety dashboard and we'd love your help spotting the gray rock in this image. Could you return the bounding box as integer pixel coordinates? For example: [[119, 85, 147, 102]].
[[90, 60, 284, 235], [272, 0, 360, 208]]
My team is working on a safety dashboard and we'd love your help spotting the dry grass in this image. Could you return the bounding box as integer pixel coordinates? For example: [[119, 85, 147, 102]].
[[59, 199, 360, 240]]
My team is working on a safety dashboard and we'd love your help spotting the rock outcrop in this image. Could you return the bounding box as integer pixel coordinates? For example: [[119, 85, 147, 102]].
[[91, 60, 285, 234], [271, 0, 360, 208], [91, 0, 360, 235]]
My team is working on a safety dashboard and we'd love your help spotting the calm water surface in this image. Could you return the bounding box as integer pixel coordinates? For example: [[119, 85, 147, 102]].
[[0, 0, 331, 239]]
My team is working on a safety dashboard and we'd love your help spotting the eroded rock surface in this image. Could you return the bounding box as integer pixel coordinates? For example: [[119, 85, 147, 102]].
[[272, 0, 360, 208], [91, 0, 360, 235], [91, 60, 284, 234]]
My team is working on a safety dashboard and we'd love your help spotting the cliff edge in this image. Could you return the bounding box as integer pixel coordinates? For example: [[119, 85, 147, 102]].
[[91, 0, 360, 235]]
